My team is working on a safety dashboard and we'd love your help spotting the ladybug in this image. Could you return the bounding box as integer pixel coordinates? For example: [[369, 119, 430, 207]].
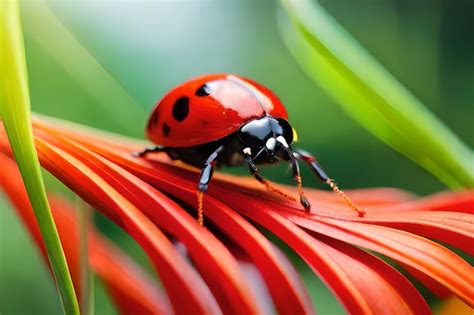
[[136, 74, 364, 224]]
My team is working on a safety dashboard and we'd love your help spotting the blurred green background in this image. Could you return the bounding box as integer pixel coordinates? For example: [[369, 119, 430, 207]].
[[1, 1, 472, 314]]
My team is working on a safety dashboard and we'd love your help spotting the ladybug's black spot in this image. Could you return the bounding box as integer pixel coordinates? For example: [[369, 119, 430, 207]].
[[172, 96, 189, 122], [195, 84, 210, 97], [162, 123, 170, 137]]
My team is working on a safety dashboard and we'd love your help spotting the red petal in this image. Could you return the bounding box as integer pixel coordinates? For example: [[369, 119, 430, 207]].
[[401, 264, 452, 299], [352, 210, 474, 255], [229, 205, 431, 315], [285, 214, 474, 306], [41, 132, 265, 314], [4, 118, 470, 314], [366, 191, 474, 214], [72, 146, 429, 314], [34, 127, 315, 315], [318, 235, 431, 315], [0, 153, 170, 315], [51, 196, 172, 315], [35, 121, 470, 312], [31, 137, 222, 314]]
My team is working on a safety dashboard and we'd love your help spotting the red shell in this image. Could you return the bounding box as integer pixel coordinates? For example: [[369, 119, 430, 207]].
[[146, 74, 288, 147]]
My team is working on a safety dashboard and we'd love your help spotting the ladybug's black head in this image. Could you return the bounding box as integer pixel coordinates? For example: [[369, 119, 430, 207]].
[[237, 116, 294, 161]]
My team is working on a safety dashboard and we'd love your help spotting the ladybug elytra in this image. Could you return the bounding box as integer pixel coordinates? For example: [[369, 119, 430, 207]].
[[136, 74, 364, 224]]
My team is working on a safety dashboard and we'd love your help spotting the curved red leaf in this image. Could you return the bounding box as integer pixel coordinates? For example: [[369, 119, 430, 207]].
[[367, 191, 474, 214], [351, 210, 474, 255], [38, 132, 262, 314], [0, 153, 170, 315], [51, 196, 172, 315], [33, 126, 316, 315], [29, 138, 221, 315], [231, 204, 431, 315], [2, 118, 471, 314], [401, 264, 452, 300], [67, 143, 430, 314], [284, 214, 473, 306]]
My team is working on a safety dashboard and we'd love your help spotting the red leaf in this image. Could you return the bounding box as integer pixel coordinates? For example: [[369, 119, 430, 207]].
[[367, 191, 474, 214], [32, 137, 222, 314], [39, 131, 264, 314], [34, 126, 315, 315], [285, 213, 473, 306], [0, 153, 170, 315], [227, 203, 431, 315], [352, 210, 474, 255], [66, 142, 429, 314], [2, 117, 472, 314]]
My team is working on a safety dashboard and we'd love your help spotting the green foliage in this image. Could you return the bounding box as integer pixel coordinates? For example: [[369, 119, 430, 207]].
[[280, 0, 473, 188], [0, 2, 79, 314]]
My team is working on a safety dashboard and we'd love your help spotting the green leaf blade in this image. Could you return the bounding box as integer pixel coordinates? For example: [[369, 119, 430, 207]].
[[0, 2, 79, 314], [280, 0, 473, 188]]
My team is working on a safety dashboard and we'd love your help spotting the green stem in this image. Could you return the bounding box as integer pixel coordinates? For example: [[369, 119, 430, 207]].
[[0, 2, 79, 314]]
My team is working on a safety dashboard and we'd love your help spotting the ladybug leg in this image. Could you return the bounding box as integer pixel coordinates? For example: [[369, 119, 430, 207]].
[[275, 138, 311, 211], [292, 149, 329, 182], [243, 148, 297, 203], [132, 145, 165, 157], [294, 149, 365, 217], [196, 145, 225, 225]]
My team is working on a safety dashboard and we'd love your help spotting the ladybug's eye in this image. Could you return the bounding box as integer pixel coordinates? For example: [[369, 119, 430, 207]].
[[270, 118, 293, 144]]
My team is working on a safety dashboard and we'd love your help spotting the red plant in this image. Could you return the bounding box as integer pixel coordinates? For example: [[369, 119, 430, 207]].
[[0, 116, 472, 315], [0, 153, 170, 315]]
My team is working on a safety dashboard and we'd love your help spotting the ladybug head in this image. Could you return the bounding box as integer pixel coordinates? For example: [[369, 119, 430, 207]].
[[237, 116, 294, 161]]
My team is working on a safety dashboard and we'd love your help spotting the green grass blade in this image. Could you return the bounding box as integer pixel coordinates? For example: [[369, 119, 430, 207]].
[[0, 2, 80, 314], [280, 0, 473, 188]]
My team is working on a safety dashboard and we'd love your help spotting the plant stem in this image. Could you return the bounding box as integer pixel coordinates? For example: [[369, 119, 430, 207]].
[[0, 2, 79, 314]]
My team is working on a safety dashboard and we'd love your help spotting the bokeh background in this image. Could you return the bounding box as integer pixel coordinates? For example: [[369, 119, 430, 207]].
[[1, 1, 472, 314]]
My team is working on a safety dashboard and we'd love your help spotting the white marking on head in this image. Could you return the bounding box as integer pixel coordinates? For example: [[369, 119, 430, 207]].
[[266, 137, 276, 151], [243, 147, 252, 155], [276, 136, 288, 148]]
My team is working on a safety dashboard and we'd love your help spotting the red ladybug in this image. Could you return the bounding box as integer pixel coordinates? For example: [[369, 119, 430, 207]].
[[136, 74, 364, 224]]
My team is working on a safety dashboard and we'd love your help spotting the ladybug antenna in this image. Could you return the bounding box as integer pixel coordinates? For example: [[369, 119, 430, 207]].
[[253, 146, 266, 160]]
